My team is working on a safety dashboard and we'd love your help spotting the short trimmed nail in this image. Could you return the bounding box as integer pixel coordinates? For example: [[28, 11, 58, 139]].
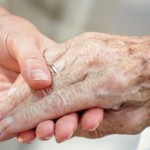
[[27, 140, 34, 144], [30, 69, 49, 80], [57, 132, 73, 143], [7, 87, 16, 97], [17, 137, 34, 144], [88, 123, 100, 131], [1, 116, 14, 128], [44, 135, 53, 140], [67, 132, 73, 140], [17, 137, 23, 143]]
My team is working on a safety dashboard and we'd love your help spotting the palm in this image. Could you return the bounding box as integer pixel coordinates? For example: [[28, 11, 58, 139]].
[[0, 66, 18, 101]]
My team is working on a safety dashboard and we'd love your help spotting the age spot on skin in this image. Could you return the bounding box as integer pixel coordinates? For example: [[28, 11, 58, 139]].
[[128, 47, 134, 55]]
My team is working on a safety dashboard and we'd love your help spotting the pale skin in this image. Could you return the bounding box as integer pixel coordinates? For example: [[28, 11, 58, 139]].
[[0, 7, 101, 143], [0, 32, 150, 142]]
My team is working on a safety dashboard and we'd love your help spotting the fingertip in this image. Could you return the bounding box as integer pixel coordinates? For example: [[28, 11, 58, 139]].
[[36, 120, 55, 140], [20, 56, 51, 89], [28, 77, 51, 89], [22, 68, 51, 89], [81, 108, 103, 131], [17, 130, 36, 144], [55, 113, 78, 143]]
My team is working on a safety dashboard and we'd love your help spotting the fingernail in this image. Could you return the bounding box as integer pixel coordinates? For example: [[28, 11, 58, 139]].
[[27, 140, 34, 144], [67, 132, 73, 140], [7, 87, 16, 97], [56, 132, 73, 143], [44, 135, 53, 140], [88, 123, 100, 131], [1, 116, 14, 128], [17, 137, 34, 144], [17, 137, 24, 143], [30, 69, 49, 80]]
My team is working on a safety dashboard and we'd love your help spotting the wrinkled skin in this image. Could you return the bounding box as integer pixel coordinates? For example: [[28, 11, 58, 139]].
[[0, 33, 150, 141], [0, 7, 101, 143]]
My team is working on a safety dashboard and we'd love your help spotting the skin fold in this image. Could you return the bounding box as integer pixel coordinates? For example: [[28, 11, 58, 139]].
[[0, 32, 150, 142]]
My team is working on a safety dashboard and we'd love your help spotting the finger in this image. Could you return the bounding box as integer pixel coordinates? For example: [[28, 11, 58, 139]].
[[0, 75, 31, 119], [17, 130, 36, 144], [36, 120, 54, 140], [35, 109, 103, 142], [43, 44, 66, 67], [80, 108, 103, 131], [55, 113, 79, 143], [0, 132, 17, 142], [7, 33, 56, 89], [0, 78, 101, 134]]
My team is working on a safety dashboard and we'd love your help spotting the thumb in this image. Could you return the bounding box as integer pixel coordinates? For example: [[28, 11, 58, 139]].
[[7, 34, 56, 89]]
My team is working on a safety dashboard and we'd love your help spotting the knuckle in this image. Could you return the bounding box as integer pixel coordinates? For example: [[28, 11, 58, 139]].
[[3, 29, 13, 50], [81, 32, 98, 39], [23, 55, 45, 70], [25, 55, 44, 64], [80, 32, 107, 42]]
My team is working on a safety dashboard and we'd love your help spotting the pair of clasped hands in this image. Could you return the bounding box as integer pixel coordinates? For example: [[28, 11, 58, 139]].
[[0, 7, 150, 144]]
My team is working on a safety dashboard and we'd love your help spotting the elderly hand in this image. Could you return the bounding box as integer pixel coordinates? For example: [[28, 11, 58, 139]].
[[36, 33, 150, 141], [0, 16, 103, 143], [0, 33, 150, 142]]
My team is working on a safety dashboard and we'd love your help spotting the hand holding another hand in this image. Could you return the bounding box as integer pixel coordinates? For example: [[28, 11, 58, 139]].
[[0, 6, 102, 144], [1, 32, 150, 143]]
